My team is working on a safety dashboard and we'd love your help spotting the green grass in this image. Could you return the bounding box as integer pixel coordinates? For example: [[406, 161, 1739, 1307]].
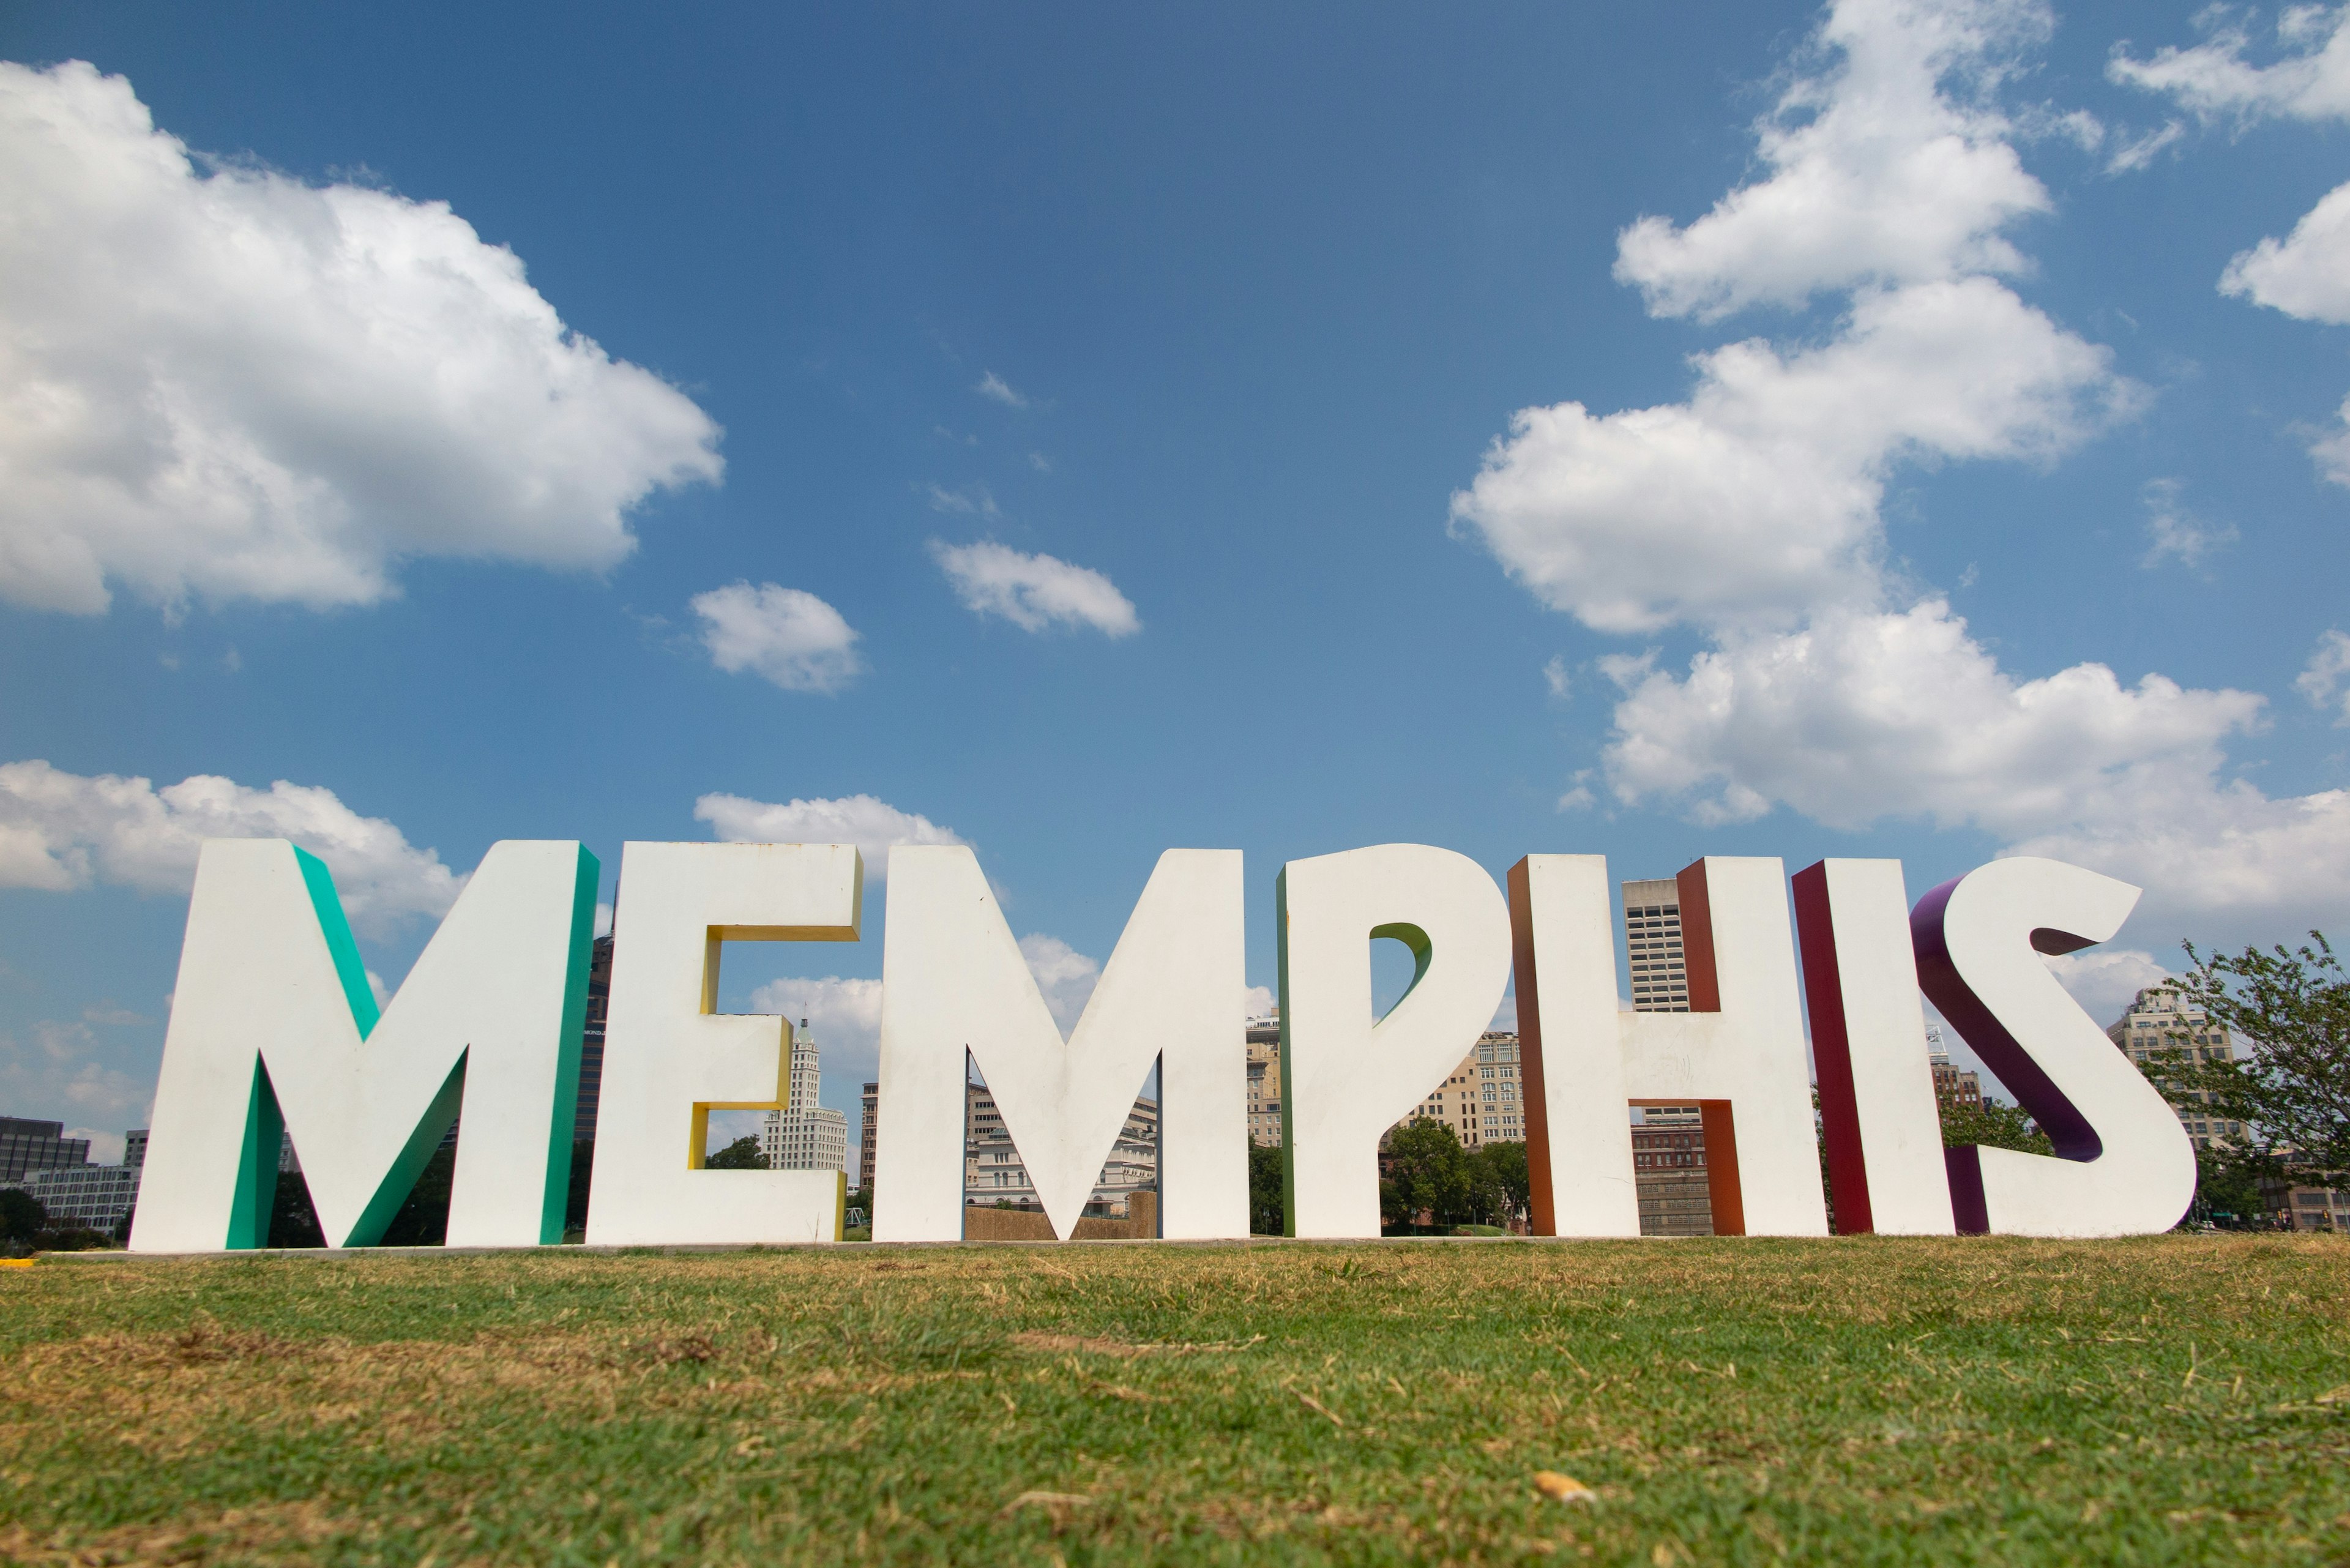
[[2, 1236, 2348, 1565]]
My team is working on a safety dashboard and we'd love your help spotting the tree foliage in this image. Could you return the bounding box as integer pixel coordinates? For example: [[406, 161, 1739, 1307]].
[[705, 1135, 767, 1171], [2154, 931, 2350, 1186], [1938, 1097, 2053, 1157], [1247, 1141, 1284, 1236], [1, 1187, 47, 1247], [1378, 1122, 1524, 1233]]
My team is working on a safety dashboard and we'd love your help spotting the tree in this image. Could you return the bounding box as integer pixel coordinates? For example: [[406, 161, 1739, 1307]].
[[1473, 1140, 1529, 1228], [1247, 1141, 1283, 1236], [2154, 931, 2350, 1187], [269, 1171, 326, 1249], [1381, 1118, 1474, 1233], [706, 1135, 767, 1170], [1, 1188, 45, 1246], [1939, 1097, 2053, 1157]]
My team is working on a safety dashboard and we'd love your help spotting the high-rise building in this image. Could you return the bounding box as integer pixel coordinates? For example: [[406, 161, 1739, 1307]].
[[20, 1162, 138, 1235], [124, 1129, 148, 1168], [1621, 877, 1691, 1013], [859, 1081, 878, 1192], [573, 934, 614, 1146], [1246, 1015, 1282, 1146], [1924, 1026, 1981, 1112], [761, 1020, 849, 1176], [963, 1082, 1158, 1219], [1396, 1032, 1525, 1149], [1631, 1105, 1712, 1236], [0, 1118, 89, 1183], [2106, 987, 2246, 1151]]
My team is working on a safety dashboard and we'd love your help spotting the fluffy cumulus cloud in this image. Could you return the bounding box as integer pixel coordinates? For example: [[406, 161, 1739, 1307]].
[[746, 975, 884, 1081], [1615, 0, 2054, 319], [1452, 278, 2130, 633], [1016, 934, 1102, 1032], [2109, 4, 2350, 125], [694, 791, 966, 881], [690, 581, 863, 694], [0, 61, 722, 616], [930, 539, 1140, 637], [1457, 0, 2350, 941], [0, 759, 458, 933], [2117, 9, 2350, 485]]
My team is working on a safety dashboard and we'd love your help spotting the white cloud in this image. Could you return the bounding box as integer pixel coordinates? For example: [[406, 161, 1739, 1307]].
[[2040, 947, 2170, 1024], [2221, 177, 2350, 326], [1452, 277, 2133, 635], [2139, 477, 2236, 569], [1017, 934, 1100, 1032], [1543, 656, 1572, 699], [594, 900, 614, 939], [0, 1020, 151, 1141], [975, 371, 1029, 409], [0, 62, 722, 617], [930, 539, 1141, 637], [745, 974, 884, 1084], [2296, 629, 2350, 722], [1029, 452, 1054, 474], [1242, 983, 1278, 1021], [0, 759, 459, 934], [2110, 5, 2350, 125], [1614, 0, 2054, 320], [693, 791, 966, 881], [65, 1127, 128, 1165], [690, 581, 863, 694], [923, 482, 1000, 517], [2103, 119, 2185, 174], [1600, 600, 2265, 832]]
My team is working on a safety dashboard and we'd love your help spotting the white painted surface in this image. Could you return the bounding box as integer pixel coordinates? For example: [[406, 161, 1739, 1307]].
[[585, 842, 860, 1246], [1921, 856, 2195, 1237], [1510, 854, 1641, 1238], [1278, 843, 1513, 1239], [1616, 858, 1829, 1238], [1805, 859, 1955, 1235], [873, 846, 1245, 1242], [134, 838, 594, 1252]]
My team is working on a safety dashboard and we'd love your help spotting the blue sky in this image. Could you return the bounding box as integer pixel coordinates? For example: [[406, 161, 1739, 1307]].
[[5, 0, 2350, 1151]]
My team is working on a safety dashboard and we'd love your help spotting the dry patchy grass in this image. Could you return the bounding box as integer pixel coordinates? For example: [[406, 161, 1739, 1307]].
[[0, 1235, 2345, 1565]]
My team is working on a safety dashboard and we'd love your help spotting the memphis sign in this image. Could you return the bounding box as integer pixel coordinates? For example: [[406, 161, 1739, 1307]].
[[128, 839, 2193, 1252]]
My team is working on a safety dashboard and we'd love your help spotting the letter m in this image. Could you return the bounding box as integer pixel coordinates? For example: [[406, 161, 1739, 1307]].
[[131, 838, 599, 1252]]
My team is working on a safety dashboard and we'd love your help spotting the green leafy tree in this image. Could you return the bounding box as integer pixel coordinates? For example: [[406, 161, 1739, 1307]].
[[1247, 1141, 1284, 1236], [1472, 1140, 1529, 1228], [706, 1135, 767, 1170], [269, 1171, 326, 1248], [1, 1188, 46, 1246], [1939, 1097, 2053, 1157], [2152, 932, 2350, 1187], [1381, 1118, 1474, 1233]]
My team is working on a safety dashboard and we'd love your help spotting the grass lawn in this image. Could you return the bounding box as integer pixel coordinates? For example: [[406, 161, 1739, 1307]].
[[2, 1235, 2348, 1565]]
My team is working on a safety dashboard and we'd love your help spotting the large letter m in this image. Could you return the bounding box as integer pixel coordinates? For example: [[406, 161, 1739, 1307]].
[[131, 838, 599, 1252]]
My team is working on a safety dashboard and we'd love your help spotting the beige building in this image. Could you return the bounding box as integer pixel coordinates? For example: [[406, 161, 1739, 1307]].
[[1399, 1032, 1526, 1148], [1923, 1025, 1982, 1112], [759, 1020, 849, 1176], [2105, 987, 2245, 1151], [964, 1083, 1158, 1219], [1246, 1017, 1283, 1147]]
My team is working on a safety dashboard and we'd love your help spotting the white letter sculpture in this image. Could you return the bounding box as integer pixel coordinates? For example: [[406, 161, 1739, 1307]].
[[1794, 859, 1956, 1236], [1911, 856, 2195, 1237], [873, 846, 1245, 1242], [1512, 856, 1827, 1238], [1278, 843, 1512, 1239], [133, 838, 599, 1252], [586, 842, 863, 1246]]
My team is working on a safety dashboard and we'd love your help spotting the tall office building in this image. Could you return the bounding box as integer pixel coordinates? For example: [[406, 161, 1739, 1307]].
[[760, 1020, 849, 1176], [573, 935, 614, 1146], [859, 1081, 878, 1192], [1621, 877, 1691, 1012], [124, 1129, 148, 1168], [1397, 1032, 1526, 1149], [1924, 1026, 1982, 1111], [0, 1118, 89, 1183], [2106, 987, 2245, 1151], [1246, 1015, 1282, 1146]]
